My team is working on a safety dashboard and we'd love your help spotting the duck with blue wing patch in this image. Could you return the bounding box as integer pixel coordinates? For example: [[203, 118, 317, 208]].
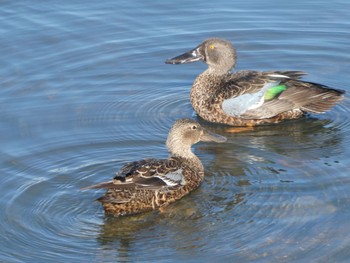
[[82, 119, 226, 216], [166, 38, 344, 126]]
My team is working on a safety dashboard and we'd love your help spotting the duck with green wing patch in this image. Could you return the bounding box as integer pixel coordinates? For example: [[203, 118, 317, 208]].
[[166, 38, 344, 126]]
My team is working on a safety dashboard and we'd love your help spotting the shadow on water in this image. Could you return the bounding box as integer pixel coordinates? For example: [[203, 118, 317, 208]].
[[197, 115, 344, 173], [95, 188, 245, 260], [96, 213, 158, 261]]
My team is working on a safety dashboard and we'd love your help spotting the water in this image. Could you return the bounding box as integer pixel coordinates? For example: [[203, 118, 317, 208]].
[[1, 1, 349, 262]]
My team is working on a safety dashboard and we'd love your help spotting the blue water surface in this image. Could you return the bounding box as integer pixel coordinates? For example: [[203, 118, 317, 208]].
[[1, 1, 350, 262]]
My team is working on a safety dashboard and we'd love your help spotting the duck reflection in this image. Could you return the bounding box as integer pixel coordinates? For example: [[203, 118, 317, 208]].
[[196, 116, 343, 173], [96, 188, 245, 257]]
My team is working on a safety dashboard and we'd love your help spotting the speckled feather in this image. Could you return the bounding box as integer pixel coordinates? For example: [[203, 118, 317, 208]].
[[96, 157, 203, 216], [82, 118, 226, 216], [166, 38, 345, 126]]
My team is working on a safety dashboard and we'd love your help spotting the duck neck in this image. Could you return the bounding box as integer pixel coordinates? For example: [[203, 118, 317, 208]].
[[167, 140, 204, 171], [190, 70, 226, 118], [207, 67, 231, 76], [171, 152, 204, 173], [168, 140, 195, 159]]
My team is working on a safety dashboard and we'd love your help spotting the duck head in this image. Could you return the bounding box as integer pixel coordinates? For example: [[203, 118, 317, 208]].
[[166, 38, 237, 75], [166, 118, 226, 158]]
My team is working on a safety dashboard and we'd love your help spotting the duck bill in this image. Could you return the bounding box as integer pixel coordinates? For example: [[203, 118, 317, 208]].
[[200, 129, 227, 143], [165, 48, 203, 64]]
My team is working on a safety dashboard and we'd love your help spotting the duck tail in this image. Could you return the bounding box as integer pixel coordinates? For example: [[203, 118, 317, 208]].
[[80, 180, 115, 190], [301, 83, 345, 113]]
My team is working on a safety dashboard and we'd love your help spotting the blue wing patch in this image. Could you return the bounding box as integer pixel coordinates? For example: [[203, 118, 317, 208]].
[[156, 169, 185, 186]]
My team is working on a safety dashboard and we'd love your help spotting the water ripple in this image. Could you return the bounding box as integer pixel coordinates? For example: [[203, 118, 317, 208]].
[[1, 0, 350, 262]]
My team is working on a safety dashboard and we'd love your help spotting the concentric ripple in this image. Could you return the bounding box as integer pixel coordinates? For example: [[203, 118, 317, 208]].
[[1, 0, 350, 262]]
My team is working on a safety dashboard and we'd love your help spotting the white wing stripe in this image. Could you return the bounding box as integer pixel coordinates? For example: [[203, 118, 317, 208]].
[[155, 169, 186, 186]]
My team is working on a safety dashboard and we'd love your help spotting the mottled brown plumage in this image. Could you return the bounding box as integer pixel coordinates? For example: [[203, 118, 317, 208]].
[[82, 119, 226, 216], [166, 38, 345, 126]]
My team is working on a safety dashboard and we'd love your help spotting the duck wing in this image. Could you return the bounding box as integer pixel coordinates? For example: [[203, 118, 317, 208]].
[[215, 71, 343, 119], [81, 157, 186, 191], [241, 79, 345, 119], [218, 70, 306, 100]]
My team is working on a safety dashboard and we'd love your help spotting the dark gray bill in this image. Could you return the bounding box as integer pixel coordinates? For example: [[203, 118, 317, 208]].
[[200, 129, 227, 143], [165, 48, 203, 64]]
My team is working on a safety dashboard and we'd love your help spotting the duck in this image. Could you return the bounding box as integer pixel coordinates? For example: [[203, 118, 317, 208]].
[[166, 38, 345, 126], [82, 118, 226, 216]]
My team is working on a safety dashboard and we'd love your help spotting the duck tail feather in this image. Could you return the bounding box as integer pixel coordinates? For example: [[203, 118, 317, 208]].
[[80, 181, 115, 190]]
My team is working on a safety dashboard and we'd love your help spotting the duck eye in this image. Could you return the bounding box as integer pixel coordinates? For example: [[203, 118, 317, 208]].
[[192, 125, 197, 130], [209, 44, 215, 50]]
